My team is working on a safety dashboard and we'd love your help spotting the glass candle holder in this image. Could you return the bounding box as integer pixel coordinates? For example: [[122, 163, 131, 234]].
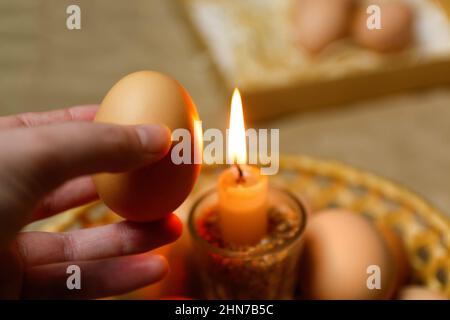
[[188, 186, 308, 299]]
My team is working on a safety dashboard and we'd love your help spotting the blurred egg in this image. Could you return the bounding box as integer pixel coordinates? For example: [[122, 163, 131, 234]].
[[94, 71, 202, 221], [397, 286, 447, 300], [291, 0, 354, 54], [299, 209, 396, 299], [352, 1, 414, 52], [377, 223, 410, 291]]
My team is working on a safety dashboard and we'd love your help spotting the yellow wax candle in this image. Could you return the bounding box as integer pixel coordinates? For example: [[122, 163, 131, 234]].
[[218, 88, 269, 245], [218, 164, 269, 245]]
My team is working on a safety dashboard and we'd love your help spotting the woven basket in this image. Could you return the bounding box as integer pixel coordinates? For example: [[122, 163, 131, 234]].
[[30, 155, 450, 298]]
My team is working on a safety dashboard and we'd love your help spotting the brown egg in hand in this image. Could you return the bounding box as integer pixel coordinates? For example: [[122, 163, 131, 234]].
[[94, 71, 202, 221]]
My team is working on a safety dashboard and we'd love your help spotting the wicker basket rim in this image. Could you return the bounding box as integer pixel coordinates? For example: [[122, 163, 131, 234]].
[[275, 154, 450, 231]]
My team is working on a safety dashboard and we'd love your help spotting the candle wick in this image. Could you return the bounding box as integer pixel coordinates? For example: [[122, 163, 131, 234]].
[[235, 164, 245, 183]]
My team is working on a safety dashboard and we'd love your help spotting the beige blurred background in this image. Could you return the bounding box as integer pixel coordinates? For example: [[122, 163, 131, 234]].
[[1, 0, 450, 216]]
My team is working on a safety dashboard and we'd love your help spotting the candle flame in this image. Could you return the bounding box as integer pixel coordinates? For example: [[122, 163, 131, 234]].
[[228, 88, 247, 164]]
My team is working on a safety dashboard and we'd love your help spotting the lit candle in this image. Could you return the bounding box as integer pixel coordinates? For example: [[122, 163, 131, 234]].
[[218, 89, 269, 245]]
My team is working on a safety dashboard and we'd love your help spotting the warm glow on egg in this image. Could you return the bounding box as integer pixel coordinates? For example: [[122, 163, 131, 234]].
[[228, 88, 247, 164]]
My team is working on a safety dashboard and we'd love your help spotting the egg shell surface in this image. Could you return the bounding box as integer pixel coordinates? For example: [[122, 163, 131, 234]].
[[299, 209, 396, 299], [94, 71, 202, 221]]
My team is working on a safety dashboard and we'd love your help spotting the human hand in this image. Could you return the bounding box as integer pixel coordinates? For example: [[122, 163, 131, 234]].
[[0, 105, 182, 299]]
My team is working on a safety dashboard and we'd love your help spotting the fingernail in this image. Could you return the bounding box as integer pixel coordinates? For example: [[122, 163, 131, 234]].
[[135, 125, 171, 154], [147, 254, 169, 278], [165, 214, 183, 241]]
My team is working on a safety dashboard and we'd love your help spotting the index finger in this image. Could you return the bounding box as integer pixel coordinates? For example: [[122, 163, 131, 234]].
[[0, 105, 99, 130]]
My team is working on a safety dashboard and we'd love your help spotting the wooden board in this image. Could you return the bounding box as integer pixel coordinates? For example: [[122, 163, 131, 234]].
[[180, 0, 450, 122]]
